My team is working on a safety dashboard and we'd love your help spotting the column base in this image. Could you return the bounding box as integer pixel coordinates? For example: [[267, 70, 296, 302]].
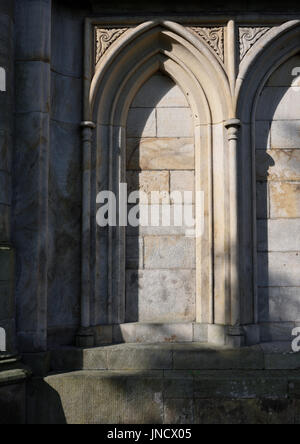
[[76, 328, 95, 348]]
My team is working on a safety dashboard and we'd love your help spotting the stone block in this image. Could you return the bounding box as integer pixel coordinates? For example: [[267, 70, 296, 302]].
[[193, 373, 287, 399], [127, 170, 169, 201], [256, 181, 269, 219], [15, 61, 50, 114], [126, 204, 196, 236], [194, 399, 294, 424], [259, 287, 300, 323], [0, 171, 11, 206], [260, 322, 295, 342], [107, 344, 172, 370], [144, 236, 195, 269], [256, 150, 300, 181], [0, 248, 13, 282], [267, 54, 300, 87], [114, 323, 194, 343], [0, 281, 13, 320], [257, 219, 300, 252], [0, 383, 26, 424], [255, 121, 271, 150], [170, 171, 195, 203], [207, 324, 226, 346], [271, 121, 300, 149], [193, 323, 208, 342], [51, 5, 83, 78], [126, 137, 195, 170], [127, 108, 156, 137], [256, 87, 300, 121], [126, 270, 196, 323], [164, 399, 194, 424], [131, 74, 189, 108], [173, 347, 265, 370], [126, 236, 143, 269], [265, 352, 300, 370], [0, 130, 12, 172], [258, 252, 300, 287], [15, 0, 51, 60], [270, 182, 300, 218], [0, 204, 10, 242], [51, 72, 82, 124], [157, 108, 194, 137]]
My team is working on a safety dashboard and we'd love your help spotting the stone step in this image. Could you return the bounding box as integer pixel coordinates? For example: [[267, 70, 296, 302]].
[[48, 342, 300, 373], [27, 368, 300, 424]]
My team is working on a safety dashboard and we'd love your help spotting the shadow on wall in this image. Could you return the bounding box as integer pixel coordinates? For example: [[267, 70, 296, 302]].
[[256, 53, 300, 329]]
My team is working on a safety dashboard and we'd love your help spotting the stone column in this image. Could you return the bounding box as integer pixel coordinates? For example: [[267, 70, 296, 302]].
[[76, 121, 96, 348], [13, 0, 52, 352], [0, 0, 15, 354], [225, 118, 245, 348]]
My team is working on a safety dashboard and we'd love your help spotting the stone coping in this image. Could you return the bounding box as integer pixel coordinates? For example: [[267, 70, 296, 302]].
[[22, 342, 300, 376]]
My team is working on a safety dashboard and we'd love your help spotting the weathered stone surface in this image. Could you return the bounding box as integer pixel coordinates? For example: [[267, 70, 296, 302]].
[[0, 382, 26, 424], [0, 130, 12, 172], [126, 270, 196, 323], [51, 72, 82, 124], [132, 74, 189, 108], [126, 204, 195, 236], [126, 138, 195, 170], [127, 170, 169, 200], [255, 121, 271, 150], [164, 398, 194, 424], [259, 287, 300, 322], [51, 2, 83, 78], [258, 252, 300, 287], [15, 0, 51, 61], [271, 121, 300, 149], [127, 108, 156, 137], [0, 248, 14, 282], [126, 236, 143, 269], [157, 108, 194, 137], [0, 204, 10, 242], [144, 236, 195, 269], [107, 344, 172, 370], [0, 171, 11, 206], [256, 150, 300, 181], [257, 219, 300, 252], [15, 61, 50, 114], [114, 323, 194, 343], [170, 171, 195, 203], [194, 399, 295, 424], [47, 120, 81, 329], [0, 281, 13, 320], [173, 347, 265, 370], [270, 182, 300, 218], [267, 54, 300, 87], [256, 87, 300, 121], [256, 181, 269, 219], [260, 322, 295, 342]]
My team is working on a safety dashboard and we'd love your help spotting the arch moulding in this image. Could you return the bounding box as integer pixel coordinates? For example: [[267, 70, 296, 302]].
[[76, 17, 299, 348]]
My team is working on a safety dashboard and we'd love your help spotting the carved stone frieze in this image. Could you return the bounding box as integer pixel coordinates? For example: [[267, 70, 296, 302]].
[[189, 27, 224, 63], [95, 27, 128, 65], [239, 27, 270, 61]]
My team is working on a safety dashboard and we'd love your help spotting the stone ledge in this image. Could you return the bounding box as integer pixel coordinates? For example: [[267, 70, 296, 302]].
[[27, 368, 300, 424], [47, 342, 300, 373]]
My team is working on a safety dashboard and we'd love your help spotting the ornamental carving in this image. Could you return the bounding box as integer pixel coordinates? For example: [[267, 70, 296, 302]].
[[189, 27, 224, 63], [95, 27, 128, 65], [239, 27, 270, 60]]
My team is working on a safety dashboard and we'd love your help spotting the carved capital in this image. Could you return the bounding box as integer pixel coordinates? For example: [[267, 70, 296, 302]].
[[225, 119, 241, 141]]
